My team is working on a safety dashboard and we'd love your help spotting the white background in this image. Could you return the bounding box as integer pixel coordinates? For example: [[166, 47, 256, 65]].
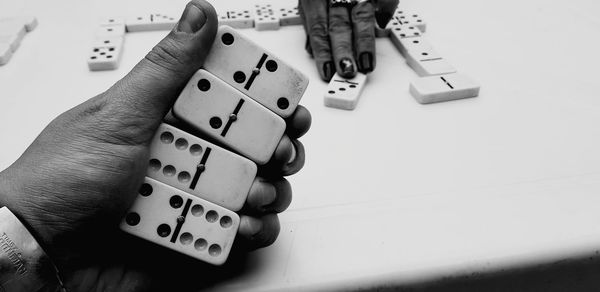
[[2, 0, 600, 290]]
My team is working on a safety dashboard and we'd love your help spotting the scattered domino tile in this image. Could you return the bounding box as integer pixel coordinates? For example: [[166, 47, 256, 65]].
[[125, 14, 177, 32], [409, 73, 480, 104], [254, 4, 280, 31], [393, 9, 426, 32], [389, 23, 422, 40], [147, 123, 257, 211], [99, 17, 126, 27], [218, 10, 254, 29], [0, 20, 27, 52], [0, 16, 37, 66], [121, 177, 240, 265], [404, 45, 457, 77], [277, 6, 302, 26], [324, 73, 367, 110], [0, 44, 13, 65], [95, 24, 126, 38], [203, 26, 309, 118], [124, 15, 148, 31], [173, 69, 286, 165], [151, 13, 178, 30], [87, 37, 124, 71], [406, 57, 456, 77], [394, 36, 433, 57], [403, 42, 443, 61], [16, 16, 38, 32]]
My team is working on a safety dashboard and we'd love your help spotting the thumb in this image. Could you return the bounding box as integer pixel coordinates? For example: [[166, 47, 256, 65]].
[[106, 0, 218, 125]]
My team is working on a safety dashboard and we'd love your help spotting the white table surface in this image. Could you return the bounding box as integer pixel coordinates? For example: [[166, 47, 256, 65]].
[[2, 0, 600, 290]]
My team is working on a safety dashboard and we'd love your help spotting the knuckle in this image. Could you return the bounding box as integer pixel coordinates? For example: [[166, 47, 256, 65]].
[[352, 5, 374, 22], [355, 27, 375, 41], [308, 21, 328, 39], [329, 16, 351, 33], [144, 37, 190, 75]]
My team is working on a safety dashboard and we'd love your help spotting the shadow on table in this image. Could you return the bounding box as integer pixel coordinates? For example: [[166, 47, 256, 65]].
[[365, 254, 600, 292]]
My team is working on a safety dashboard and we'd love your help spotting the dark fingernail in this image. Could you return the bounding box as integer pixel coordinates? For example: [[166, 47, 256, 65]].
[[340, 58, 355, 75], [323, 61, 334, 80], [359, 52, 373, 72], [177, 3, 207, 33]]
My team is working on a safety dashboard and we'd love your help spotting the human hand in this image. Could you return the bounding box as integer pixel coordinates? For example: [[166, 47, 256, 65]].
[[299, 0, 399, 81], [0, 0, 311, 290]]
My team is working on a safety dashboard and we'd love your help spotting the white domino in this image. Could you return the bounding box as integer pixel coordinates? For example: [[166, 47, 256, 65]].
[[99, 17, 126, 27], [254, 4, 280, 31], [95, 24, 126, 38], [151, 13, 178, 30], [393, 36, 432, 57], [173, 69, 286, 165], [218, 10, 254, 29], [126, 14, 177, 32], [324, 73, 367, 110], [0, 20, 26, 52], [125, 15, 152, 32], [409, 73, 480, 104], [87, 37, 124, 71], [121, 177, 240, 265], [389, 23, 422, 41], [393, 9, 426, 32], [203, 26, 309, 118], [0, 44, 13, 65], [277, 6, 302, 26], [148, 123, 257, 211], [6, 16, 38, 32], [406, 57, 456, 77], [404, 45, 456, 76]]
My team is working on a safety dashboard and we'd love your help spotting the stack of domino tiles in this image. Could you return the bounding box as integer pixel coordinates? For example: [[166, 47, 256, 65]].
[[217, 3, 301, 31], [0, 16, 38, 66], [385, 8, 480, 104], [88, 14, 178, 71], [120, 25, 309, 265]]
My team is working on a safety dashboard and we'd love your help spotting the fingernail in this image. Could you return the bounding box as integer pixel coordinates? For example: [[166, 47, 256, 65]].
[[177, 3, 206, 33], [359, 52, 373, 72], [340, 58, 355, 75], [323, 61, 334, 80]]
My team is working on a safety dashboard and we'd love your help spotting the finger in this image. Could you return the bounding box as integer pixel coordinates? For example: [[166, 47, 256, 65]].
[[281, 140, 306, 176], [258, 135, 293, 177], [245, 177, 293, 214], [299, 1, 313, 56], [267, 178, 293, 213], [329, 6, 356, 78], [300, 0, 335, 81], [106, 0, 218, 131], [259, 137, 306, 178], [351, 2, 376, 73], [374, 0, 399, 28], [286, 105, 312, 139], [245, 177, 277, 213], [305, 33, 313, 57], [237, 214, 280, 250]]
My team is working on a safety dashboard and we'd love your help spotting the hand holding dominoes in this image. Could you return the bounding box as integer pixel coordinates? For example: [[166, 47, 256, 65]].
[[0, 1, 310, 288]]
